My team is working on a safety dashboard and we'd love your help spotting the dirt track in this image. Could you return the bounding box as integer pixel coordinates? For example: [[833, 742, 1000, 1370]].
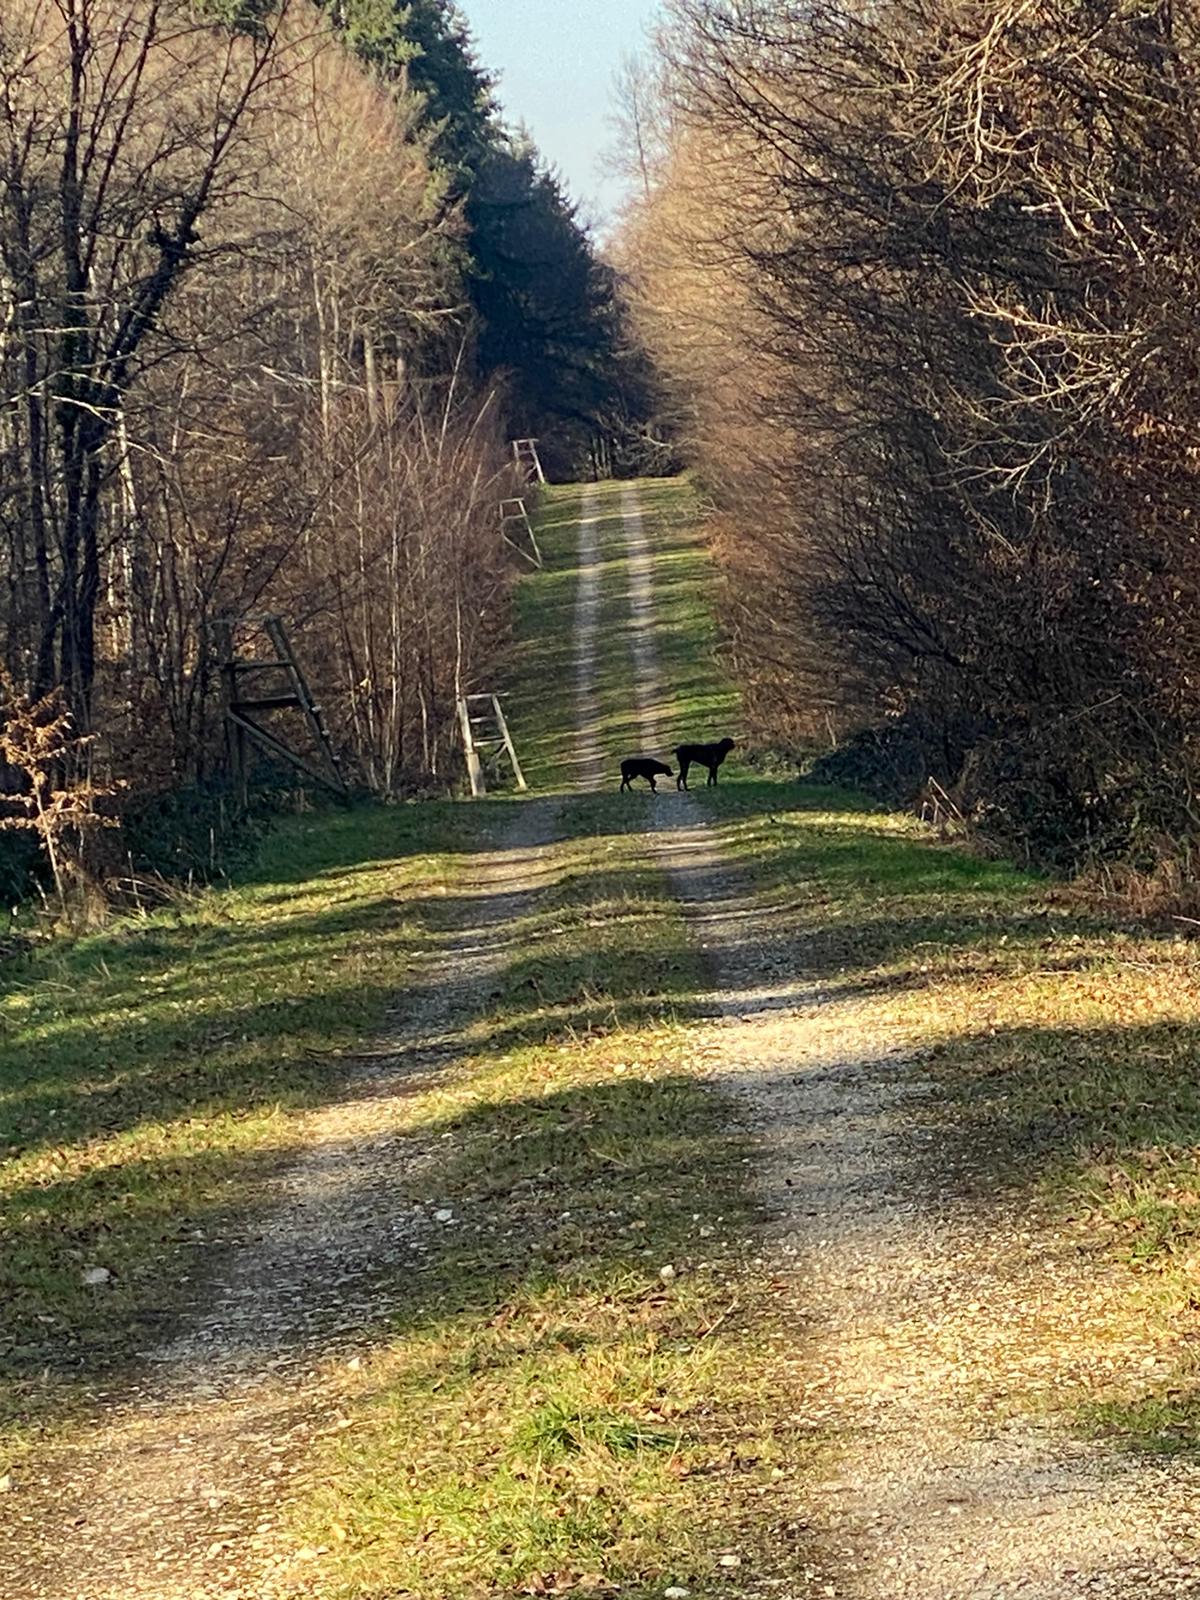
[[5, 483, 1198, 1599]]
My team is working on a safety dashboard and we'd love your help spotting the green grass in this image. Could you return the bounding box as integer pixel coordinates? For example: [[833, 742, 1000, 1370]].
[[507, 482, 678, 793], [514, 1401, 680, 1461], [596, 485, 645, 770], [0, 800, 488, 1437], [0, 477, 813, 1600], [506, 486, 586, 793], [507, 478, 740, 792], [698, 778, 1038, 980], [275, 488, 831, 1594], [687, 780, 1200, 1455], [295, 1047, 775, 1597], [1077, 1394, 1200, 1456], [635, 477, 741, 753]]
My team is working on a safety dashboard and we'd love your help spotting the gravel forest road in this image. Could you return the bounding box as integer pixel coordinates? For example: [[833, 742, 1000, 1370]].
[[4, 481, 1197, 1599]]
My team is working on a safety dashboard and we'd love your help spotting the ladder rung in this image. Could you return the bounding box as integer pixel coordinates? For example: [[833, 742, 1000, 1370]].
[[230, 660, 291, 672], [232, 694, 302, 713]]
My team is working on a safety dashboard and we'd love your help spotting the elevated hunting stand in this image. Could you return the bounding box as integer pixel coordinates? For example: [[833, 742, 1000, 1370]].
[[512, 438, 546, 485], [214, 614, 347, 802], [499, 496, 542, 567], [456, 693, 526, 798]]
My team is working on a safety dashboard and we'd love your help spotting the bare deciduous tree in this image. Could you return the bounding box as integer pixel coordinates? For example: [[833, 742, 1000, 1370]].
[[0, 0, 516, 860], [624, 0, 1200, 867]]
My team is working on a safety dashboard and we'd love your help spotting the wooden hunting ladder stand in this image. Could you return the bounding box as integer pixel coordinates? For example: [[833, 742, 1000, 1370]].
[[215, 614, 347, 801], [499, 496, 542, 567], [456, 693, 526, 798], [512, 438, 545, 485]]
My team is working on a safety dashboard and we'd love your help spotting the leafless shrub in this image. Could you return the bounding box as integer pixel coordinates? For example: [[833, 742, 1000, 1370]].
[[0, 671, 114, 914]]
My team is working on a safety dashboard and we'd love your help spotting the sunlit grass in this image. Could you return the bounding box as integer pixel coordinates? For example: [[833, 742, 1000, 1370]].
[[691, 777, 1200, 1454], [13, 454, 1200, 1600], [1077, 1394, 1200, 1456], [508, 478, 740, 793], [277, 486, 830, 1593], [295, 1036, 772, 1598], [638, 477, 741, 754], [506, 486, 585, 793], [0, 801, 486, 1437]]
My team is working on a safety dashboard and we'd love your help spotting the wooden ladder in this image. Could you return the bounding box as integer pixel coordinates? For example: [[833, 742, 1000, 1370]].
[[215, 614, 347, 801], [499, 496, 542, 567], [456, 693, 527, 798], [512, 437, 546, 485]]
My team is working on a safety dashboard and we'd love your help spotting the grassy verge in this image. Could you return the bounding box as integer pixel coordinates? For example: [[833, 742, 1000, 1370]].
[[0, 800, 486, 1444], [635, 476, 741, 754], [696, 779, 1038, 992], [506, 486, 585, 793], [595, 483, 646, 771]]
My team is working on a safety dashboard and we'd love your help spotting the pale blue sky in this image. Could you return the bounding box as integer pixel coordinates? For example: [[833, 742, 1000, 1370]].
[[459, 0, 663, 228]]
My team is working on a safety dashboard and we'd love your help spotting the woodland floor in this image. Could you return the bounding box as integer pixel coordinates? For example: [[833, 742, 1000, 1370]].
[[3, 479, 1200, 1597]]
